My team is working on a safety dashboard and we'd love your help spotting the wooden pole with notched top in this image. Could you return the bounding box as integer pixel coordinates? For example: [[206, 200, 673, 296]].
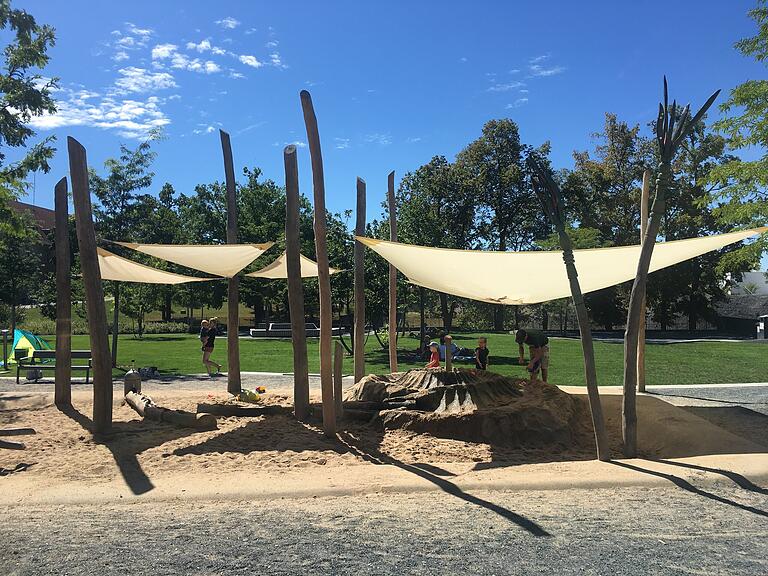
[[354, 177, 366, 383], [68, 137, 112, 434], [637, 168, 651, 393], [54, 177, 71, 408], [387, 170, 398, 373], [284, 145, 310, 421], [300, 90, 336, 437], [220, 130, 241, 395]]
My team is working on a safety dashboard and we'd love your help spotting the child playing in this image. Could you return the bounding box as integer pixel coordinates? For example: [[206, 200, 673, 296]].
[[474, 337, 489, 370], [426, 341, 441, 368]]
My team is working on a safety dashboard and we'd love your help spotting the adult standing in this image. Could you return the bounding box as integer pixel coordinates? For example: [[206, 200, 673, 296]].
[[516, 328, 550, 382]]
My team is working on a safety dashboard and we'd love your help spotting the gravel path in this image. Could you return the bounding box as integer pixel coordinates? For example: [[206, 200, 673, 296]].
[[2, 485, 767, 575]]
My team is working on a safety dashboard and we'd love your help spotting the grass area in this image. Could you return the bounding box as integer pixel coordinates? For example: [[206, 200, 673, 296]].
[[9, 331, 766, 386]]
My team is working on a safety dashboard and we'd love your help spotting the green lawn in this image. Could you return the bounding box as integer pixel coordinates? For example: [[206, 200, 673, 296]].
[[11, 331, 767, 386]]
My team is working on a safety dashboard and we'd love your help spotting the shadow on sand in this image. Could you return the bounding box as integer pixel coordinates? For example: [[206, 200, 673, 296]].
[[61, 404, 202, 496]]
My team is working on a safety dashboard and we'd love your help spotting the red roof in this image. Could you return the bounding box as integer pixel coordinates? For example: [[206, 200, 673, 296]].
[[8, 200, 56, 230]]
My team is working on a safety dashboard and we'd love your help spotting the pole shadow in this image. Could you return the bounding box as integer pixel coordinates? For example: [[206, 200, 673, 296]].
[[610, 460, 768, 518], [652, 458, 768, 495], [337, 431, 551, 537]]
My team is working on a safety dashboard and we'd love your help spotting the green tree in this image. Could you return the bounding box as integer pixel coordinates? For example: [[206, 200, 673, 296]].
[[456, 119, 549, 330], [708, 0, 768, 267]]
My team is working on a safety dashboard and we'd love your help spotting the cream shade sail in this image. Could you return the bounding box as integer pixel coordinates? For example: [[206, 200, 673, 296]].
[[97, 248, 214, 284], [116, 242, 274, 277], [357, 227, 767, 305], [245, 251, 341, 279]]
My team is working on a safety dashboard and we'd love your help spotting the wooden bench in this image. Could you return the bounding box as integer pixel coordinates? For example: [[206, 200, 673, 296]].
[[16, 349, 93, 384]]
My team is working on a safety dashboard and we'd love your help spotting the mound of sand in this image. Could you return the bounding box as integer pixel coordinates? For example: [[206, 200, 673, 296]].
[[345, 369, 588, 449]]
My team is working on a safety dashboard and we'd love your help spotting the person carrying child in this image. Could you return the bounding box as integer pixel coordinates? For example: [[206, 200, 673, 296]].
[[474, 337, 489, 370]]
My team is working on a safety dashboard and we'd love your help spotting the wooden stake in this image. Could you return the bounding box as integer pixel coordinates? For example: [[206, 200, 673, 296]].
[[300, 90, 336, 437], [333, 340, 344, 420], [284, 145, 310, 421], [387, 170, 398, 373], [54, 177, 71, 408], [220, 130, 241, 395], [68, 137, 112, 435], [354, 177, 367, 383], [637, 168, 650, 393], [111, 282, 119, 367]]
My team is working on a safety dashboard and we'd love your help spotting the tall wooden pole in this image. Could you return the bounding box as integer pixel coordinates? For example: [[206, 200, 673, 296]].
[[54, 177, 71, 408], [300, 90, 336, 437], [353, 177, 367, 383], [387, 170, 398, 373], [284, 145, 310, 421], [220, 130, 241, 395], [111, 282, 119, 367], [333, 340, 344, 420], [637, 168, 650, 393], [530, 158, 610, 461], [68, 137, 112, 434]]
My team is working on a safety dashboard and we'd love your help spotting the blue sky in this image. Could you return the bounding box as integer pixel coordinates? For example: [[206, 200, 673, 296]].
[[14, 0, 767, 237]]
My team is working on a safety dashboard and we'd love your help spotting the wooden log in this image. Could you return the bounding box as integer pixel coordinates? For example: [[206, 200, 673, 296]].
[[353, 177, 367, 383], [126, 391, 217, 430], [220, 130, 242, 395], [196, 403, 289, 417], [333, 340, 344, 420], [300, 90, 336, 437], [284, 145, 310, 421], [387, 170, 398, 373], [54, 177, 71, 408], [0, 440, 25, 450], [111, 282, 120, 367], [637, 168, 651, 393], [0, 428, 36, 436], [68, 137, 112, 435]]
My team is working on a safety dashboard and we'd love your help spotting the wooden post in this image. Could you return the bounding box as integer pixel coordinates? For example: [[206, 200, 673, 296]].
[[68, 137, 112, 435], [54, 177, 71, 408], [300, 90, 336, 437], [387, 170, 398, 373], [529, 157, 610, 461], [220, 130, 241, 395], [637, 168, 650, 393], [111, 282, 119, 367], [333, 340, 344, 420], [445, 345, 452, 372], [284, 145, 310, 421], [353, 177, 366, 383]]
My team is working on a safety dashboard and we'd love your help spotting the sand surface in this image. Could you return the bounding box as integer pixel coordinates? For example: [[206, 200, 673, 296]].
[[2, 383, 767, 501]]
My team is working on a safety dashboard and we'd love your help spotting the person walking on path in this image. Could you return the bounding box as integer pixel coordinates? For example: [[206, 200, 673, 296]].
[[516, 328, 549, 382], [201, 318, 222, 376]]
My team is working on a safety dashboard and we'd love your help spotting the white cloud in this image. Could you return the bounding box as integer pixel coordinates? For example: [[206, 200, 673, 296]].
[[187, 39, 212, 52], [266, 40, 279, 48], [193, 125, 216, 135], [125, 23, 153, 39], [334, 137, 350, 149], [114, 67, 177, 94], [112, 50, 129, 62], [245, 27, 258, 35], [216, 16, 240, 29], [274, 140, 306, 148], [269, 52, 287, 69], [151, 43, 177, 60], [529, 54, 550, 64], [406, 136, 422, 143], [230, 71, 245, 79], [506, 98, 529, 108], [529, 64, 565, 77], [27, 87, 170, 139], [364, 133, 392, 146], [239, 54, 262, 68], [487, 81, 525, 92], [459, 57, 468, 63]]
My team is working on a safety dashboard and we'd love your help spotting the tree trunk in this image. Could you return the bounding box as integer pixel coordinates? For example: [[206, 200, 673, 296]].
[[542, 307, 549, 331], [353, 177, 366, 383], [300, 90, 336, 437], [419, 287, 426, 354], [54, 177, 71, 408], [220, 130, 241, 395], [111, 282, 120, 367], [493, 305, 504, 331], [284, 145, 310, 421], [387, 170, 398, 372], [623, 165, 671, 457], [68, 137, 112, 435], [637, 168, 650, 393]]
